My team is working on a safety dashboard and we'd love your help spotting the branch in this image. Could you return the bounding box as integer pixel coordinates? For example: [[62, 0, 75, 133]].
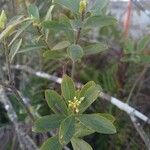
[[0, 86, 38, 150], [10, 64, 150, 125], [130, 115, 150, 150]]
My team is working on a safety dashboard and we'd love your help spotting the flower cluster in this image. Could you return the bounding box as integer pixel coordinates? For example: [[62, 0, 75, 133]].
[[68, 97, 84, 113]]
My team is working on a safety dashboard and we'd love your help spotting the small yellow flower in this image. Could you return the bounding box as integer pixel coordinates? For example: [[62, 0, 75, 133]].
[[68, 96, 84, 113]]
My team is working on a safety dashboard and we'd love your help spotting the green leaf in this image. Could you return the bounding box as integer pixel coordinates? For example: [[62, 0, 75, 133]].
[[79, 81, 95, 98], [42, 20, 72, 31], [78, 114, 116, 134], [18, 45, 45, 53], [139, 55, 150, 63], [45, 5, 54, 21], [40, 136, 62, 150], [67, 44, 83, 62], [90, 0, 108, 15], [84, 16, 117, 29], [0, 10, 7, 30], [61, 75, 75, 102], [99, 113, 115, 123], [43, 50, 67, 60], [74, 122, 95, 137], [124, 38, 134, 54], [121, 55, 141, 63], [43, 16, 74, 42], [9, 38, 22, 62], [44, 5, 55, 41], [79, 85, 101, 113], [33, 114, 66, 133], [71, 138, 93, 150], [8, 21, 32, 47], [60, 16, 75, 42], [45, 90, 68, 115], [0, 16, 28, 42], [28, 4, 39, 19], [59, 115, 75, 145], [137, 35, 150, 51], [52, 41, 70, 50], [54, 0, 80, 13], [83, 43, 108, 55]]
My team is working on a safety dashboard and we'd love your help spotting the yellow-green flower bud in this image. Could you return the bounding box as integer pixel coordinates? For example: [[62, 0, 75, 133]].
[[0, 10, 7, 30], [79, 0, 87, 14]]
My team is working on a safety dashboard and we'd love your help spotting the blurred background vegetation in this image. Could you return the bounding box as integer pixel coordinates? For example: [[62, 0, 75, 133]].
[[0, 0, 150, 149]]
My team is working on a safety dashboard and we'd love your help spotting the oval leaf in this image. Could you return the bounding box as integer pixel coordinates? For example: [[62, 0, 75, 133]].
[[59, 115, 75, 145], [52, 41, 70, 50], [79, 85, 101, 113], [79, 81, 96, 98], [42, 21, 72, 31], [40, 136, 62, 150], [67, 44, 83, 62], [28, 4, 39, 19], [71, 138, 93, 150], [78, 114, 116, 134], [33, 114, 66, 133], [83, 43, 108, 55], [99, 113, 115, 123], [43, 50, 67, 60], [84, 16, 117, 28], [61, 75, 75, 102], [0, 10, 7, 30], [89, 0, 108, 15], [74, 122, 95, 137], [45, 90, 68, 115], [54, 0, 80, 13]]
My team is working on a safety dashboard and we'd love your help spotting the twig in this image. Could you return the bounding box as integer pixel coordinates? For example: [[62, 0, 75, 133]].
[[126, 65, 148, 103], [3, 40, 35, 122], [10, 64, 150, 125], [71, 9, 85, 78], [100, 92, 150, 124], [130, 115, 150, 150], [0, 86, 38, 150], [131, 0, 150, 18]]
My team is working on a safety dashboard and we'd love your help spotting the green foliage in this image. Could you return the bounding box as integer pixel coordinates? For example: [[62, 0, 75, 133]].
[[84, 16, 117, 29], [33, 75, 116, 149], [45, 90, 68, 115], [89, 0, 108, 15], [137, 35, 150, 51], [43, 50, 67, 60], [33, 114, 66, 132], [67, 44, 83, 62], [79, 85, 101, 113], [0, 16, 28, 42], [61, 75, 76, 102], [9, 38, 22, 62], [83, 42, 108, 55], [71, 137, 93, 150], [40, 136, 62, 150], [59, 115, 75, 145], [0, 0, 125, 150], [0, 10, 7, 30], [122, 36, 150, 63], [52, 41, 70, 50], [28, 4, 40, 19], [54, 0, 80, 13], [78, 114, 116, 134]]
